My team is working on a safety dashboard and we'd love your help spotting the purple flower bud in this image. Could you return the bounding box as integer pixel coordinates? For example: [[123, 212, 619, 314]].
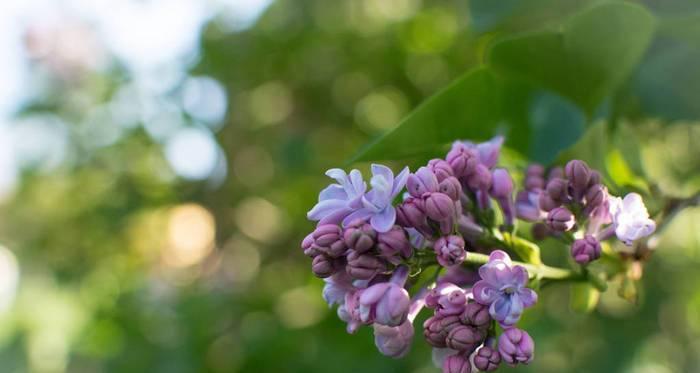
[[425, 283, 462, 309], [474, 345, 501, 372], [545, 178, 569, 203], [373, 320, 414, 358], [437, 288, 469, 316], [571, 235, 601, 265], [377, 226, 411, 258], [312, 254, 341, 278], [491, 168, 515, 225], [434, 235, 467, 267], [359, 267, 410, 326], [584, 184, 606, 210], [498, 328, 534, 366], [424, 314, 462, 348], [346, 251, 386, 280], [565, 160, 591, 201], [459, 302, 491, 330], [475, 135, 504, 169], [425, 192, 456, 222], [343, 220, 376, 253], [490, 169, 513, 200], [428, 159, 455, 182], [396, 197, 428, 229], [446, 325, 485, 351], [439, 177, 463, 201], [442, 354, 472, 373], [525, 176, 545, 190], [407, 167, 439, 198], [546, 207, 575, 232], [538, 193, 559, 212], [301, 233, 321, 257], [312, 224, 343, 246], [466, 164, 492, 192], [446, 144, 479, 179]]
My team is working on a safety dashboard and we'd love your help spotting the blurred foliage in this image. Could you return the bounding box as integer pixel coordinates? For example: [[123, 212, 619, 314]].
[[0, 0, 698, 372]]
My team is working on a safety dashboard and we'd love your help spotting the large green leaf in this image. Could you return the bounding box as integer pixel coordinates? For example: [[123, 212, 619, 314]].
[[488, 2, 656, 115], [352, 67, 503, 162]]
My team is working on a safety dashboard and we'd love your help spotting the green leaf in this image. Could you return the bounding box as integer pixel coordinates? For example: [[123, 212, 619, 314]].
[[570, 283, 600, 313], [351, 67, 503, 162], [488, 2, 656, 114]]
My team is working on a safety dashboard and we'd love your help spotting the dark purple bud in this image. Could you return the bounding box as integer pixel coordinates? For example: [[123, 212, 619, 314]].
[[423, 315, 448, 348], [439, 177, 462, 201], [377, 226, 411, 258], [545, 178, 569, 203], [312, 224, 343, 247], [321, 240, 348, 258], [446, 325, 484, 352], [459, 302, 491, 330], [546, 207, 575, 232], [584, 184, 606, 210], [425, 192, 456, 222], [466, 164, 492, 192], [443, 354, 472, 373], [434, 235, 466, 267], [343, 220, 376, 253], [428, 159, 455, 182], [565, 160, 591, 200], [571, 235, 601, 265], [407, 166, 439, 198], [498, 328, 534, 366], [312, 255, 339, 278], [346, 251, 385, 280], [446, 145, 478, 179], [538, 193, 559, 212], [474, 346, 501, 372], [396, 197, 427, 229]]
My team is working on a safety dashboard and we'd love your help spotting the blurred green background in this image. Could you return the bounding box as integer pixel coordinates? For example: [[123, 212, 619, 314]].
[[0, 0, 699, 372]]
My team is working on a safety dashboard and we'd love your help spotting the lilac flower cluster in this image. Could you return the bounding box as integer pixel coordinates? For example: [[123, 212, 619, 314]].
[[302, 135, 657, 372], [515, 160, 656, 264]]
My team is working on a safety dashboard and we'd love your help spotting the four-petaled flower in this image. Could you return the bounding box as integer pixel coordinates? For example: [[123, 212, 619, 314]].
[[473, 251, 537, 327], [307, 168, 366, 225], [343, 164, 409, 233], [609, 193, 656, 246]]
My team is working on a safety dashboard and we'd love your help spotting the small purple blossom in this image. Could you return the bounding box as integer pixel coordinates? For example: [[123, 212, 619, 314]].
[[473, 251, 537, 327], [434, 235, 467, 267], [307, 168, 366, 225], [452, 135, 504, 169], [474, 345, 501, 372], [373, 320, 414, 358], [343, 164, 410, 233], [608, 193, 656, 245], [407, 167, 439, 198]]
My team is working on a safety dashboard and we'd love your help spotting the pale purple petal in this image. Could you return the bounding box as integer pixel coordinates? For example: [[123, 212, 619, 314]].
[[518, 288, 538, 308], [488, 250, 512, 264], [490, 296, 511, 323], [319, 184, 348, 201], [511, 266, 529, 287], [307, 199, 347, 221], [371, 206, 397, 233], [360, 283, 391, 305], [371, 164, 395, 185], [391, 166, 410, 197], [472, 281, 500, 305], [341, 208, 373, 227]]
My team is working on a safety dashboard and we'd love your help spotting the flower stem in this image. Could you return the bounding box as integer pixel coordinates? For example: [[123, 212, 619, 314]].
[[463, 252, 607, 291]]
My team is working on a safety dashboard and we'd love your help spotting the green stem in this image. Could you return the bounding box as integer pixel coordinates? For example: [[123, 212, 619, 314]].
[[463, 252, 607, 291]]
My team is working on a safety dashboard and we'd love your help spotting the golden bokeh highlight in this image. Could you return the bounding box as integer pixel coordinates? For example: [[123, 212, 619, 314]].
[[163, 204, 216, 268]]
